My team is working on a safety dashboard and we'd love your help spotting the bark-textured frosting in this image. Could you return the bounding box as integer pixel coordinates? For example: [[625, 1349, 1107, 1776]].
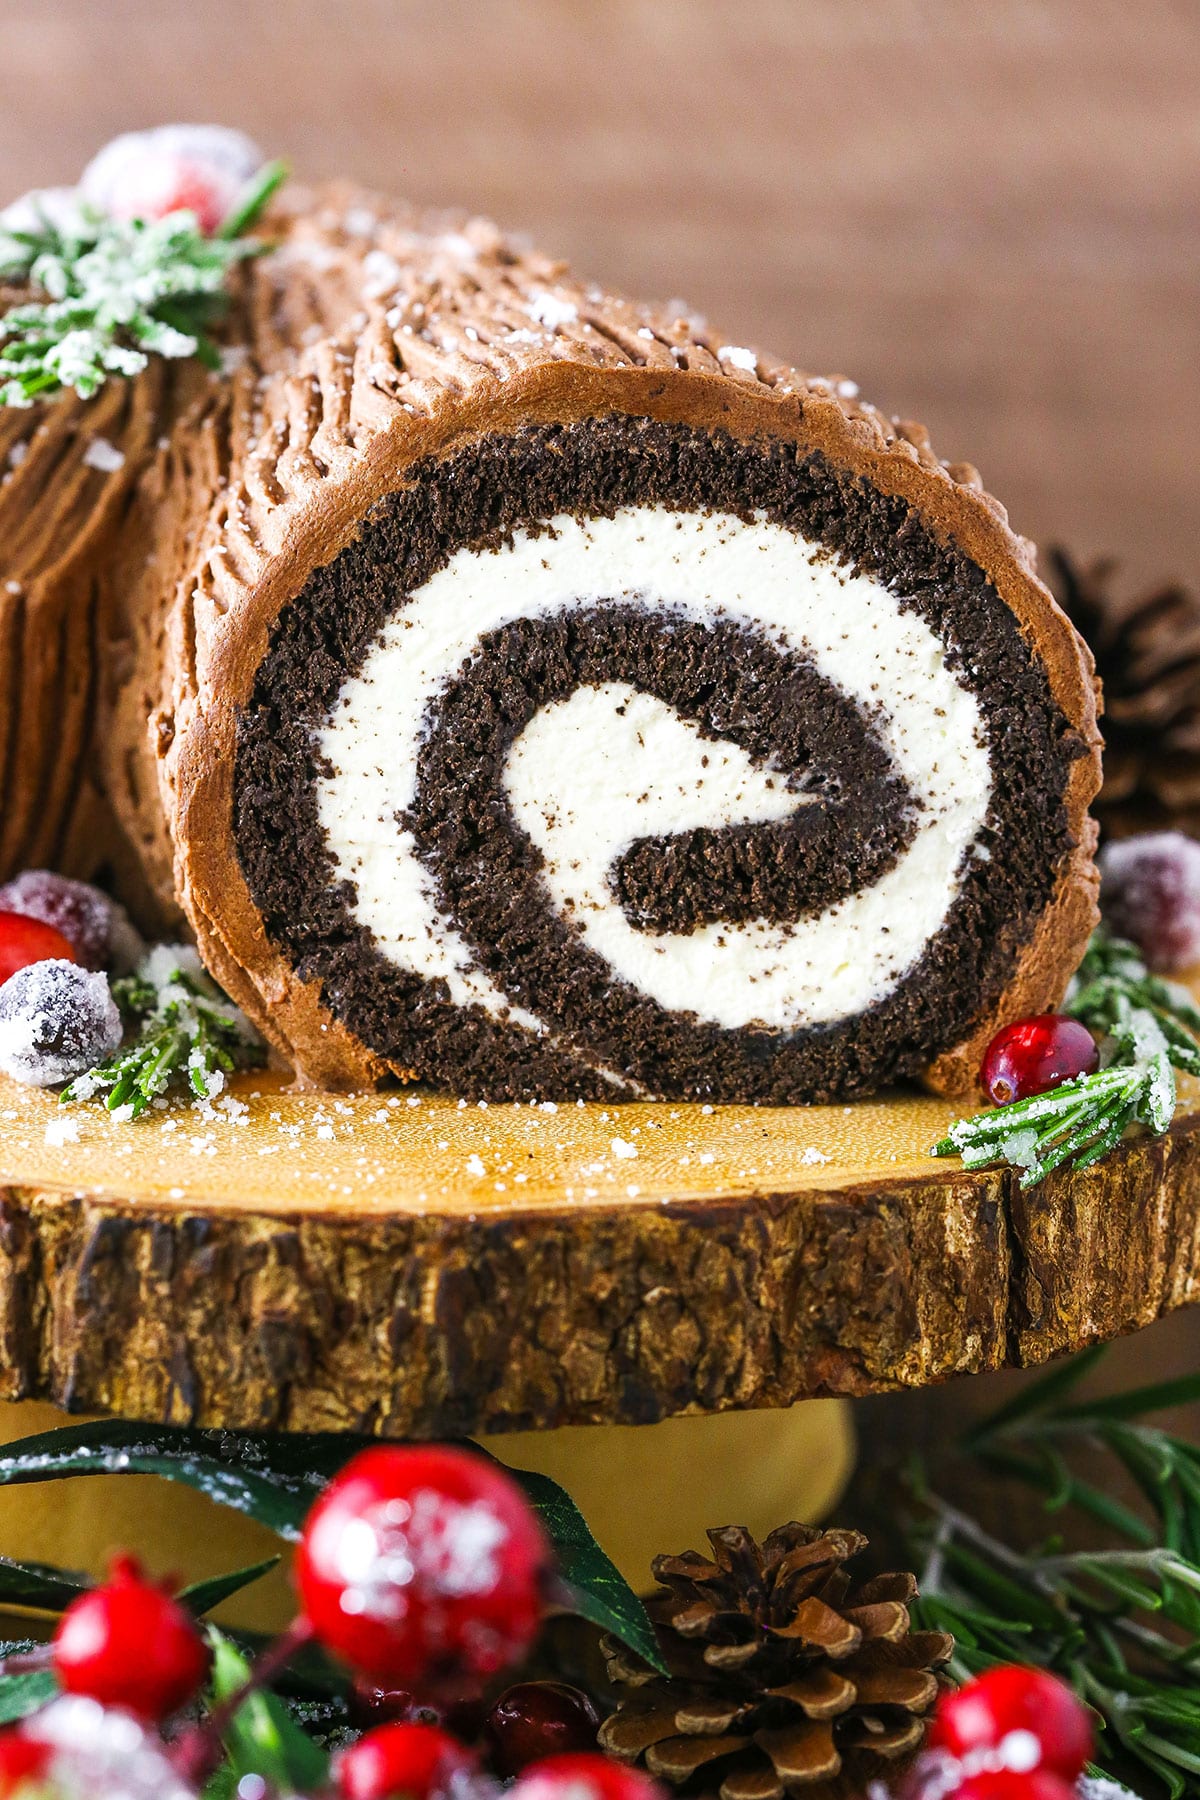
[[2, 182, 1102, 1099]]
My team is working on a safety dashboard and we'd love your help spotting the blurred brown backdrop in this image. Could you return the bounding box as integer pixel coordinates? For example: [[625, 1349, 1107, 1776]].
[[1, 0, 1198, 1437], [1, 0, 1197, 590]]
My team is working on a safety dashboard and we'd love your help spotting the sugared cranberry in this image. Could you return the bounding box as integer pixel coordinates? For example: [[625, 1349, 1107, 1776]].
[[513, 1753, 663, 1800], [81, 127, 264, 236], [0, 959, 122, 1088], [980, 1015, 1098, 1105], [0, 1732, 51, 1796], [296, 1445, 550, 1693], [486, 1682, 599, 1777], [335, 1721, 477, 1800], [930, 1665, 1093, 1781], [0, 872, 114, 970], [53, 1554, 211, 1722], [0, 909, 78, 985], [1100, 831, 1200, 971]]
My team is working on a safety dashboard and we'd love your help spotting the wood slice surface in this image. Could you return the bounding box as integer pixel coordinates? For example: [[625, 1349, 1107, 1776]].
[[2, 1051, 1200, 1439]]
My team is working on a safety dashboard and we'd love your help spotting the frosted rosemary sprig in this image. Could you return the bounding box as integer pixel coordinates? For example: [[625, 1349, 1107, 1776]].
[[60, 947, 264, 1119], [0, 160, 286, 407], [932, 930, 1199, 1187]]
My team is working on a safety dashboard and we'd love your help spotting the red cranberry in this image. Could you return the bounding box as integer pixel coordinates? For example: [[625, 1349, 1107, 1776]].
[[0, 872, 114, 970], [335, 1721, 477, 1800], [486, 1682, 599, 1776], [930, 1665, 1093, 1781], [0, 910, 79, 986], [980, 1015, 1098, 1105], [350, 1680, 422, 1728], [296, 1445, 550, 1692], [513, 1754, 664, 1800], [0, 1732, 52, 1795], [1100, 831, 1200, 971], [52, 1553, 211, 1722]]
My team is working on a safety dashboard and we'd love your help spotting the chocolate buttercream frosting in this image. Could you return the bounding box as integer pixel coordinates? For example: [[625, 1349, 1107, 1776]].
[[1, 182, 1102, 1101]]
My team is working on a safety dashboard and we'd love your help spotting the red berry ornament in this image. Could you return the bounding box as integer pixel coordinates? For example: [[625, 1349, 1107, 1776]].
[[513, 1754, 663, 1800], [0, 1732, 51, 1796], [336, 1721, 477, 1800], [980, 1015, 1098, 1105], [0, 909, 79, 986], [930, 1665, 1093, 1781], [297, 1445, 550, 1691], [947, 1774, 1076, 1800], [487, 1682, 599, 1776], [1100, 831, 1200, 971], [52, 1554, 211, 1722]]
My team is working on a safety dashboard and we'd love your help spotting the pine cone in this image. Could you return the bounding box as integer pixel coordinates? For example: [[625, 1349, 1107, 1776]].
[[597, 1524, 953, 1800], [1051, 549, 1200, 839]]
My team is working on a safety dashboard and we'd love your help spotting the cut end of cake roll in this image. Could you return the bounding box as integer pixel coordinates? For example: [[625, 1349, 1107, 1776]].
[[116, 187, 1101, 1103]]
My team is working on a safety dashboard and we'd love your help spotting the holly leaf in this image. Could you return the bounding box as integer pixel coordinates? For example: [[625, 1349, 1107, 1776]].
[[0, 1647, 56, 1726], [499, 1460, 665, 1673], [0, 1419, 664, 1669], [207, 1630, 329, 1794], [0, 1555, 91, 1612], [0, 1419, 332, 1535], [180, 1557, 282, 1618]]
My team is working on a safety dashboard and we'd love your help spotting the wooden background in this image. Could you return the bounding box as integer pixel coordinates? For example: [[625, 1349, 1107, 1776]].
[[0, 0, 1196, 591], [0, 0, 1198, 1443]]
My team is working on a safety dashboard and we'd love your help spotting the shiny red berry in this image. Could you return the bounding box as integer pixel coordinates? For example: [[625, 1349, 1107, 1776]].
[[1101, 831, 1200, 971], [948, 1773, 1077, 1800], [296, 1445, 550, 1692], [0, 1732, 52, 1796], [486, 1682, 599, 1776], [980, 1014, 1098, 1105], [0, 910, 79, 986], [335, 1721, 477, 1800], [513, 1754, 664, 1800], [930, 1665, 1093, 1781], [52, 1554, 211, 1722]]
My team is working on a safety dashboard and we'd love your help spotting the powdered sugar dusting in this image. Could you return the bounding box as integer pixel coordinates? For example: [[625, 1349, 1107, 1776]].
[[82, 436, 126, 473], [528, 290, 578, 329]]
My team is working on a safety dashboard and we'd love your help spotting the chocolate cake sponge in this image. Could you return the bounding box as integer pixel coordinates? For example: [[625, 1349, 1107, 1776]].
[[9, 184, 1101, 1101]]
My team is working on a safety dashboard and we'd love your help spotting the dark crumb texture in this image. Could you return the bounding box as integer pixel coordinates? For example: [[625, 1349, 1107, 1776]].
[[234, 416, 1077, 1102]]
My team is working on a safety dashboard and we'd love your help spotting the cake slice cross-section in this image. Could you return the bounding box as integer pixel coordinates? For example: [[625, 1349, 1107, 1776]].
[[97, 187, 1100, 1102]]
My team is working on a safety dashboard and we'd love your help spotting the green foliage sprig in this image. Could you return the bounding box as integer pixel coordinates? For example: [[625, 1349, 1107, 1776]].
[[0, 160, 286, 406], [60, 947, 265, 1118], [933, 931, 1200, 1186], [906, 1346, 1200, 1798]]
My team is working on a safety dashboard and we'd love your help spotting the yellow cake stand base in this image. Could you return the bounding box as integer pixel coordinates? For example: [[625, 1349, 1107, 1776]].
[[0, 1397, 854, 1630]]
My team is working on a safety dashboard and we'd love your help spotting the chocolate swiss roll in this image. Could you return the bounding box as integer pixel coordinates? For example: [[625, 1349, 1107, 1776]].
[[93, 186, 1100, 1102]]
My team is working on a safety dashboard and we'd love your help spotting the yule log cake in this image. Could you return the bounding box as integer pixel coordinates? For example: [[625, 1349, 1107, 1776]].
[[0, 173, 1102, 1103]]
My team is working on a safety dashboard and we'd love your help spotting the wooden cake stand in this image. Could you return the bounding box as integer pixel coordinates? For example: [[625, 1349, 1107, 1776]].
[[0, 1061, 1197, 1440]]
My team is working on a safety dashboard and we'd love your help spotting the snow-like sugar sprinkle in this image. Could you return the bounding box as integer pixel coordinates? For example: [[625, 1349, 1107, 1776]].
[[466, 1153, 486, 1177], [44, 1113, 80, 1147], [528, 290, 578, 329], [611, 1137, 637, 1160], [5, 440, 27, 470], [799, 1146, 830, 1165], [362, 249, 404, 296], [717, 344, 757, 372], [82, 436, 126, 473]]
